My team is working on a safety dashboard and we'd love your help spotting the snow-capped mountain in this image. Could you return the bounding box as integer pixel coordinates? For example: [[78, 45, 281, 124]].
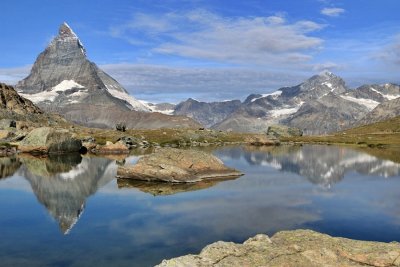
[[15, 23, 200, 129], [17, 22, 150, 112], [173, 71, 399, 134]]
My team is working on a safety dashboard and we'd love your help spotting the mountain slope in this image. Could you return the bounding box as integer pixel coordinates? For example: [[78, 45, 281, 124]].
[[0, 82, 68, 127], [0, 82, 42, 115], [356, 98, 400, 126], [174, 98, 242, 127]]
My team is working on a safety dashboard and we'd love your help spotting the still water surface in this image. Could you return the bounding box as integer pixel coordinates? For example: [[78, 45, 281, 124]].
[[1, 145, 400, 267]]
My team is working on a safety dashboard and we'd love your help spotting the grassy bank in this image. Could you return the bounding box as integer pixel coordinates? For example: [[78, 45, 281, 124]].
[[282, 116, 400, 148], [71, 127, 250, 146]]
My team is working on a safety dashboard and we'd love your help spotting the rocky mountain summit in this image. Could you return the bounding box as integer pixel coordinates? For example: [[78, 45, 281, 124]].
[[173, 72, 400, 134], [15, 23, 200, 129]]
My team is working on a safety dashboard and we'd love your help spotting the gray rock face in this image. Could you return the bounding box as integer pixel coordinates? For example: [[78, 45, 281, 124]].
[[345, 83, 400, 103], [174, 98, 242, 127], [157, 229, 400, 267], [283, 94, 368, 135], [357, 97, 400, 125]]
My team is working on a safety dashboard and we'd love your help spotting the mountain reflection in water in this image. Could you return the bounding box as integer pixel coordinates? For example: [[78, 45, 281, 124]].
[[216, 145, 400, 187], [0, 145, 400, 267], [117, 175, 241, 196], [17, 154, 115, 234]]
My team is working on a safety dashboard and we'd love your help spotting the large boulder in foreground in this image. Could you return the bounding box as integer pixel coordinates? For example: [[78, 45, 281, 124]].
[[18, 127, 82, 154], [157, 229, 400, 267], [117, 148, 242, 183]]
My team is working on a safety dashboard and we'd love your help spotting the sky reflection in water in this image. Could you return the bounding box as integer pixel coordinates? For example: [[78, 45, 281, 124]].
[[0, 145, 400, 267]]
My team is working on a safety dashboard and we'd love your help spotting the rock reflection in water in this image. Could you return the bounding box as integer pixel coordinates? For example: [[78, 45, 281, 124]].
[[217, 145, 400, 187], [117, 175, 241, 196], [0, 157, 21, 179], [17, 154, 115, 234]]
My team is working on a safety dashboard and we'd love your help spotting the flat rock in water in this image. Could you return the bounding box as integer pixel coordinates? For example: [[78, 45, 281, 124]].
[[116, 148, 242, 183], [92, 141, 129, 154], [244, 134, 280, 146], [157, 229, 400, 267]]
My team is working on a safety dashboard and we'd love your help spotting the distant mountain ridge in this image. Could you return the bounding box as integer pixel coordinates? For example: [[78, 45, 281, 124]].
[[15, 23, 200, 129], [173, 72, 400, 134]]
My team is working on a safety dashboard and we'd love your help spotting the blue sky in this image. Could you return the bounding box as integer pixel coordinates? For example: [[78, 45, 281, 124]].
[[0, 0, 399, 103]]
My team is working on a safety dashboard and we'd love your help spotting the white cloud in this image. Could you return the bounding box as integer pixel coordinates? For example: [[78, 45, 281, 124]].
[[312, 62, 342, 72], [0, 66, 31, 85], [374, 34, 400, 66], [110, 10, 325, 66], [100, 63, 308, 103], [321, 7, 345, 17]]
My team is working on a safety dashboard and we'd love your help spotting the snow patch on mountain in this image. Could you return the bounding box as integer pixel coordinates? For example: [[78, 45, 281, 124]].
[[19, 80, 86, 103], [268, 102, 304, 118], [53, 80, 84, 91], [59, 160, 89, 180], [251, 90, 282, 102], [340, 95, 380, 110], [105, 85, 151, 112], [369, 87, 400, 100]]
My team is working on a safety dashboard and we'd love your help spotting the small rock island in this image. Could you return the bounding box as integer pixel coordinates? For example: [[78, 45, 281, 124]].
[[117, 148, 242, 183]]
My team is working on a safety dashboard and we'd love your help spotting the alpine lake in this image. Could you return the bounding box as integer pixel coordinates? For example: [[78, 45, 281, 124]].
[[1, 144, 400, 267]]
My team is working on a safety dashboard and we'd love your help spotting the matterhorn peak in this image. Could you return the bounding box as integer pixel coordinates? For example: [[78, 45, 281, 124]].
[[50, 22, 86, 56], [59, 22, 77, 38]]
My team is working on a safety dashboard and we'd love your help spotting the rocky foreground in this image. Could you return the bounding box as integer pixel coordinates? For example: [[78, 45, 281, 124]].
[[157, 229, 400, 267]]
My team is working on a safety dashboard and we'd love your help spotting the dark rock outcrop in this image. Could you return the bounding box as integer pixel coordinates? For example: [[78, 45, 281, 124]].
[[117, 148, 242, 183]]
